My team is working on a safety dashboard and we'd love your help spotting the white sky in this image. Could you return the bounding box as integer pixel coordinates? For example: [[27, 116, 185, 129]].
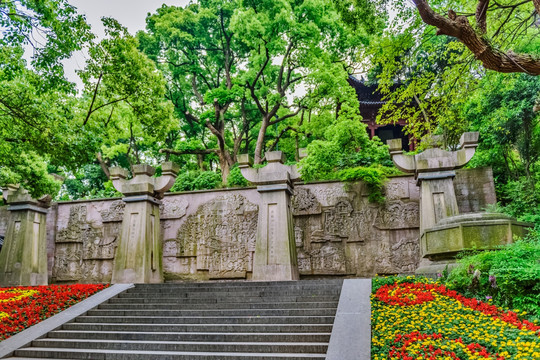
[[63, 0, 190, 89]]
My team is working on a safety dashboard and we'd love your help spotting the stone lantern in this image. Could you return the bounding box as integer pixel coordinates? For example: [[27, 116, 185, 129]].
[[238, 151, 301, 281], [109, 162, 179, 283], [0, 185, 51, 286]]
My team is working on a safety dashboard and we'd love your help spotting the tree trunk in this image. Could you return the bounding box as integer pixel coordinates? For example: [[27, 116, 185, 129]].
[[254, 119, 269, 164], [96, 152, 110, 180]]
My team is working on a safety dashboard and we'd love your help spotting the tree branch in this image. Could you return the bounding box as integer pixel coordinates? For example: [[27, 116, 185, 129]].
[[476, 0, 489, 34], [159, 148, 218, 156], [412, 0, 540, 75]]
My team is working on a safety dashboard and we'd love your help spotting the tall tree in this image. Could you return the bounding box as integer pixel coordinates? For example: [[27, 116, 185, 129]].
[[77, 18, 175, 176], [138, 0, 251, 181], [0, 0, 93, 197], [232, 0, 375, 164]]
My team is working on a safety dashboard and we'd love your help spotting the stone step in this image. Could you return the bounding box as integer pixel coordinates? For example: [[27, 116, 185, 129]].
[[107, 295, 339, 304], [12, 348, 326, 359], [47, 330, 332, 342], [74, 315, 335, 324], [126, 284, 342, 294], [143, 279, 342, 288], [86, 308, 337, 317], [61, 322, 334, 333], [98, 301, 337, 310], [119, 289, 340, 297], [30, 339, 329, 353]]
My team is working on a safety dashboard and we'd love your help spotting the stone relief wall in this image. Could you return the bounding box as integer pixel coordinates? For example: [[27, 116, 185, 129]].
[[0, 168, 497, 282], [51, 200, 123, 283]]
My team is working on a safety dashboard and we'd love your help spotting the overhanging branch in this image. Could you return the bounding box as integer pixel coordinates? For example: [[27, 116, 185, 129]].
[[412, 0, 540, 75]]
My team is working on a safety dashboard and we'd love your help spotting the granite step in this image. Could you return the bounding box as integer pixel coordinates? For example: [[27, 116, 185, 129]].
[[30, 339, 329, 353], [107, 295, 339, 304], [98, 301, 337, 310], [118, 289, 339, 297], [12, 348, 327, 359], [61, 322, 334, 333], [74, 315, 336, 324], [47, 330, 332, 342], [86, 308, 338, 317]]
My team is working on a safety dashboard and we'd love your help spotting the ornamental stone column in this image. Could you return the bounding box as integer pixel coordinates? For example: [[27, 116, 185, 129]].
[[0, 185, 51, 286], [238, 151, 300, 281], [387, 132, 479, 234], [110, 162, 179, 284]]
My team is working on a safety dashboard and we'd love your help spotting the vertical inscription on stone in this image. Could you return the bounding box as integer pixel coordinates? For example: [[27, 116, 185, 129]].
[[32, 220, 40, 269], [127, 212, 139, 269], [433, 193, 446, 223], [267, 203, 277, 264], [150, 214, 155, 271]]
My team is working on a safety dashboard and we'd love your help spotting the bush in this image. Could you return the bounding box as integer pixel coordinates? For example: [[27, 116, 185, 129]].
[[227, 165, 248, 187], [170, 170, 222, 192], [444, 235, 540, 320]]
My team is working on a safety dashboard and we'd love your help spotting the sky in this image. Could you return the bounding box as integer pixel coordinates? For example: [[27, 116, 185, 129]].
[[62, 0, 190, 89]]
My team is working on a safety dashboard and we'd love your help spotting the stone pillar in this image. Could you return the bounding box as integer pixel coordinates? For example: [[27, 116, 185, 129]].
[[238, 151, 301, 281], [387, 133, 478, 234], [110, 162, 179, 284], [0, 185, 51, 286]]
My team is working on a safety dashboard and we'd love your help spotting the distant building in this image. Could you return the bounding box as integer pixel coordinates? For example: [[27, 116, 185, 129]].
[[348, 76, 415, 151]]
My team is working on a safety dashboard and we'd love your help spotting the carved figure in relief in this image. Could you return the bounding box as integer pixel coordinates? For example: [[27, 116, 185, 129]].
[[57, 205, 88, 243], [99, 201, 125, 222], [160, 198, 188, 219], [390, 237, 420, 273], [53, 244, 83, 281], [310, 243, 346, 274], [175, 194, 258, 278], [294, 226, 304, 248], [292, 188, 321, 215], [374, 201, 419, 229]]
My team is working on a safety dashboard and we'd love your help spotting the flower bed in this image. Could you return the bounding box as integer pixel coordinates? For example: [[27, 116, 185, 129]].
[[0, 284, 108, 340], [372, 277, 540, 359]]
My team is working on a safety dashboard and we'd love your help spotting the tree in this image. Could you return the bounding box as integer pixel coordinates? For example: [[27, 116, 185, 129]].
[[138, 0, 251, 182], [231, 0, 375, 164], [77, 18, 176, 177], [0, 0, 93, 197]]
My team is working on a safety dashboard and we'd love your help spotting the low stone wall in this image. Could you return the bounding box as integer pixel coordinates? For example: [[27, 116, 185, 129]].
[[0, 168, 496, 283]]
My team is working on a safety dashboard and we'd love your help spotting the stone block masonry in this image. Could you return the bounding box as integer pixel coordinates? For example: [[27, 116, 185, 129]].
[[0, 168, 496, 283]]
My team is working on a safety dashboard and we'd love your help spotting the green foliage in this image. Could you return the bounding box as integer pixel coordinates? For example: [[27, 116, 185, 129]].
[[227, 165, 249, 187], [445, 238, 540, 320], [337, 166, 390, 203], [171, 170, 222, 192], [298, 103, 393, 202], [0, 152, 61, 198]]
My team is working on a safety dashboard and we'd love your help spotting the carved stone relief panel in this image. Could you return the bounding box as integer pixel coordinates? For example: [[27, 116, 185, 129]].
[[174, 194, 258, 279], [374, 201, 419, 230], [54, 204, 119, 282], [160, 198, 188, 220], [385, 179, 411, 200], [390, 236, 420, 273]]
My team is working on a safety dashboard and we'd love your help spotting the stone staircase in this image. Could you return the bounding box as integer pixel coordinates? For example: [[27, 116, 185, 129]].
[[6, 280, 343, 359]]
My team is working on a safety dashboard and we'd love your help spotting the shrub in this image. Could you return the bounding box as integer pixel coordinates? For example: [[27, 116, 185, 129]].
[[444, 235, 540, 320], [227, 165, 248, 187], [171, 170, 222, 192]]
